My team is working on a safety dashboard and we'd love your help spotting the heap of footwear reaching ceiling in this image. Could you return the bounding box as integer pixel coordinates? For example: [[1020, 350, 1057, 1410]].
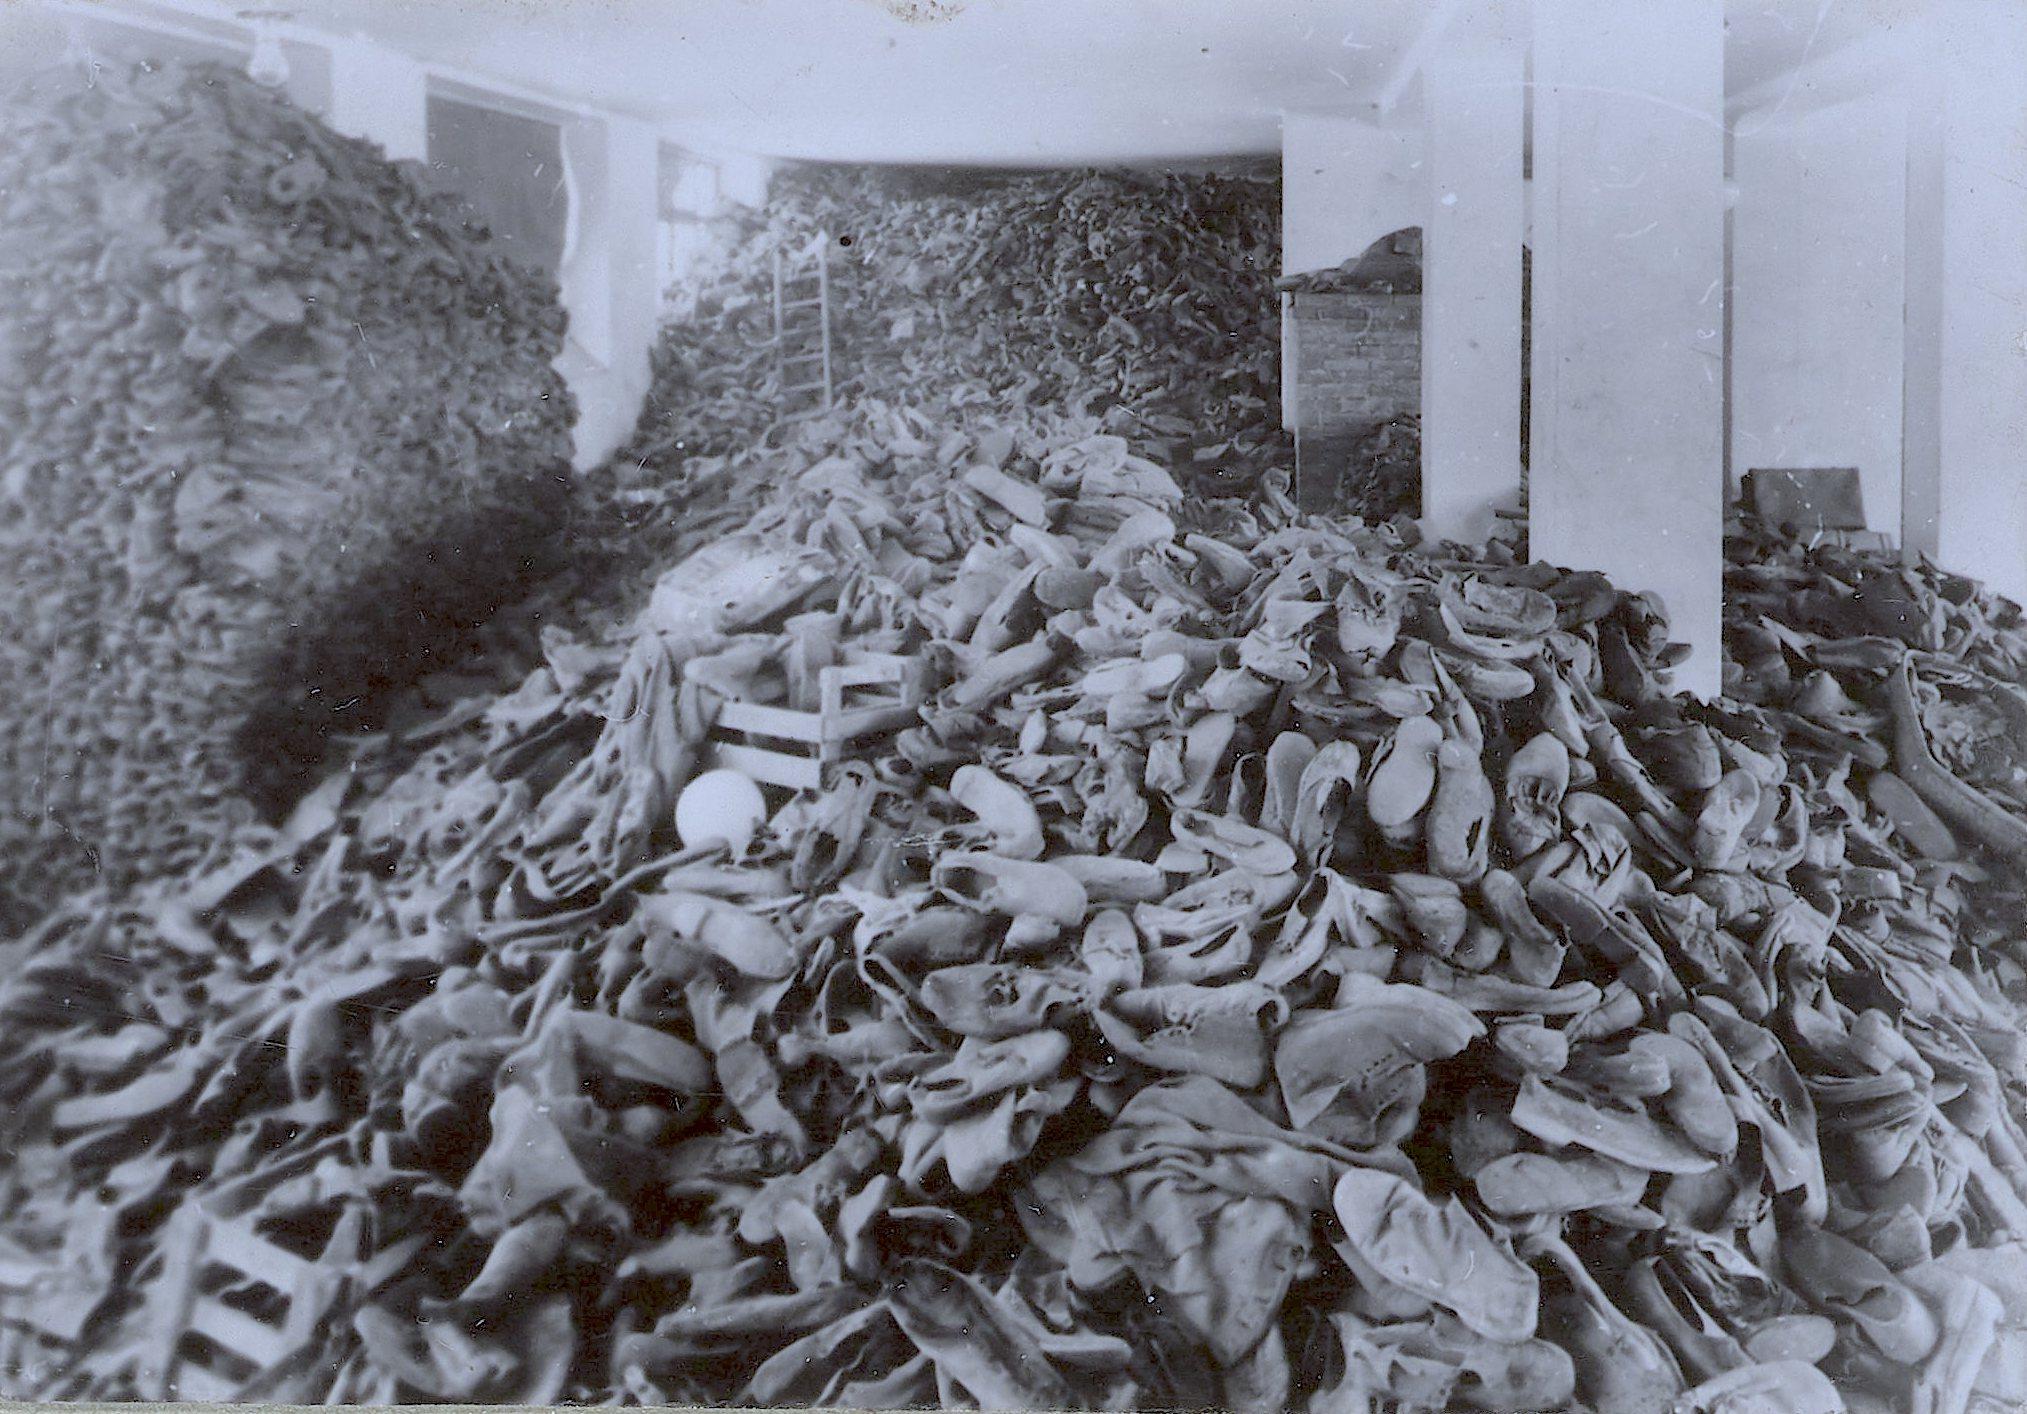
[[7, 378, 2027, 1411], [614, 164, 1290, 528], [0, 60, 575, 923]]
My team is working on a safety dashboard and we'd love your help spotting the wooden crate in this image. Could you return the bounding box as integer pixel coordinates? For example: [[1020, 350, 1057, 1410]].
[[703, 652, 922, 792], [134, 1203, 362, 1400]]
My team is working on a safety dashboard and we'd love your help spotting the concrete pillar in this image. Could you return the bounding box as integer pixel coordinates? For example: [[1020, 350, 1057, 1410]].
[[556, 114, 661, 470], [717, 151, 774, 210], [1732, 87, 1907, 543], [1901, 35, 1943, 571], [1915, 3, 2027, 607], [1419, 12, 1525, 546], [324, 38, 426, 161], [1528, 0, 1725, 697]]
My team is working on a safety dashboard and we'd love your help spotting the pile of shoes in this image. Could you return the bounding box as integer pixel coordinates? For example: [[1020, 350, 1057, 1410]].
[[0, 58, 575, 918], [1332, 412, 1423, 523], [8, 389, 2027, 1410], [613, 164, 1288, 537]]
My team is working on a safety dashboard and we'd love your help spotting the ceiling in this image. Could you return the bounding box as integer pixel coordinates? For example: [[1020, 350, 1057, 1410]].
[[53, 0, 1894, 165]]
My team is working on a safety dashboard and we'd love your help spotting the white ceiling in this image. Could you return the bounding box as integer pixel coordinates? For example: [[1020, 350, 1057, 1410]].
[[300, 0, 1430, 163], [59, 0, 1891, 165]]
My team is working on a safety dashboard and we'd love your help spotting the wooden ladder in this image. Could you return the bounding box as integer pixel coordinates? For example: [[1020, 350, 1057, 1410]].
[[771, 231, 834, 414]]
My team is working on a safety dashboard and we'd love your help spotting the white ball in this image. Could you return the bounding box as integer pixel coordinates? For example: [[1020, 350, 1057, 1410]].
[[675, 769, 767, 852]]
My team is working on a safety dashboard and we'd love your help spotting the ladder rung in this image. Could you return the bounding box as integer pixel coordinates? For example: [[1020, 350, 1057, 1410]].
[[783, 382, 829, 394], [781, 297, 824, 311]]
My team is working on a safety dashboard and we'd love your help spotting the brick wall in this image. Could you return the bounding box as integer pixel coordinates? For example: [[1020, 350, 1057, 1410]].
[[1290, 288, 1421, 512], [1290, 289, 1421, 432]]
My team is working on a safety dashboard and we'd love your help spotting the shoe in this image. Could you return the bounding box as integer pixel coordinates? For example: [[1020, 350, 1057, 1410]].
[[1290, 740, 1364, 869], [1473, 1150, 1648, 1216], [1049, 854, 1166, 905], [1335, 566, 1403, 660], [1527, 875, 1683, 1004], [1510, 1074, 1716, 1174], [933, 852, 1089, 933], [1391, 1315, 1577, 1412], [1674, 1005, 1827, 1223], [1415, 959, 1604, 1017], [1528, 1233, 1687, 1414], [1885, 657, 2027, 859], [1388, 873, 1469, 957], [1257, 869, 1391, 989], [1590, 717, 1694, 835], [1693, 770, 1762, 870], [1636, 722, 1723, 793], [1274, 973, 1481, 1140], [1556, 798, 1639, 906], [1260, 730, 1320, 837], [1500, 733, 1571, 861], [1365, 715, 1444, 848], [1627, 1031, 1740, 1158], [1432, 647, 1539, 702], [639, 890, 797, 980], [1782, 1226, 1938, 1364], [1634, 892, 1771, 1020], [1622, 1254, 1750, 1383], [1170, 710, 1240, 810], [1034, 564, 1101, 611], [1867, 769, 1961, 863], [1530, 658, 1594, 759], [1440, 575, 1558, 647], [1239, 597, 1328, 683], [1673, 1360, 1845, 1414], [1565, 979, 1648, 1043], [1494, 1020, 1569, 1075], [1076, 909, 1144, 994], [1135, 870, 1290, 983], [1741, 1313, 1837, 1366], [1336, 673, 1441, 719], [906, 1031, 1073, 1123], [1139, 921, 1254, 986], [948, 765, 1045, 859], [1478, 869, 1566, 987], [1092, 1006, 1267, 1089], [938, 1079, 1078, 1195], [1562, 1042, 1673, 1099], [1427, 737, 1494, 883], [1331, 1168, 1539, 1343], [918, 964, 1096, 1039], [1169, 808, 1296, 877]]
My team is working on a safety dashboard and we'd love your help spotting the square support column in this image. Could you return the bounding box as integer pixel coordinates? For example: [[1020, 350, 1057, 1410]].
[[1904, 2, 2027, 608], [1529, 0, 1725, 697], [556, 115, 661, 470], [324, 38, 426, 162], [1420, 15, 1525, 545]]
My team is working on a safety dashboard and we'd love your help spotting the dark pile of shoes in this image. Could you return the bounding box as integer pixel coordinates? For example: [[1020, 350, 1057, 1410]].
[[0, 59, 575, 918], [7, 388, 2027, 1411], [614, 164, 1287, 536], [1334, 412, 1423, 523]]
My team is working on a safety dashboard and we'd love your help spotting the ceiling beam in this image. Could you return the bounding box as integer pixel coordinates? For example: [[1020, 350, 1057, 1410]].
[[1726, 25, 1905, 127], [1374, 0, 1466, 117]]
